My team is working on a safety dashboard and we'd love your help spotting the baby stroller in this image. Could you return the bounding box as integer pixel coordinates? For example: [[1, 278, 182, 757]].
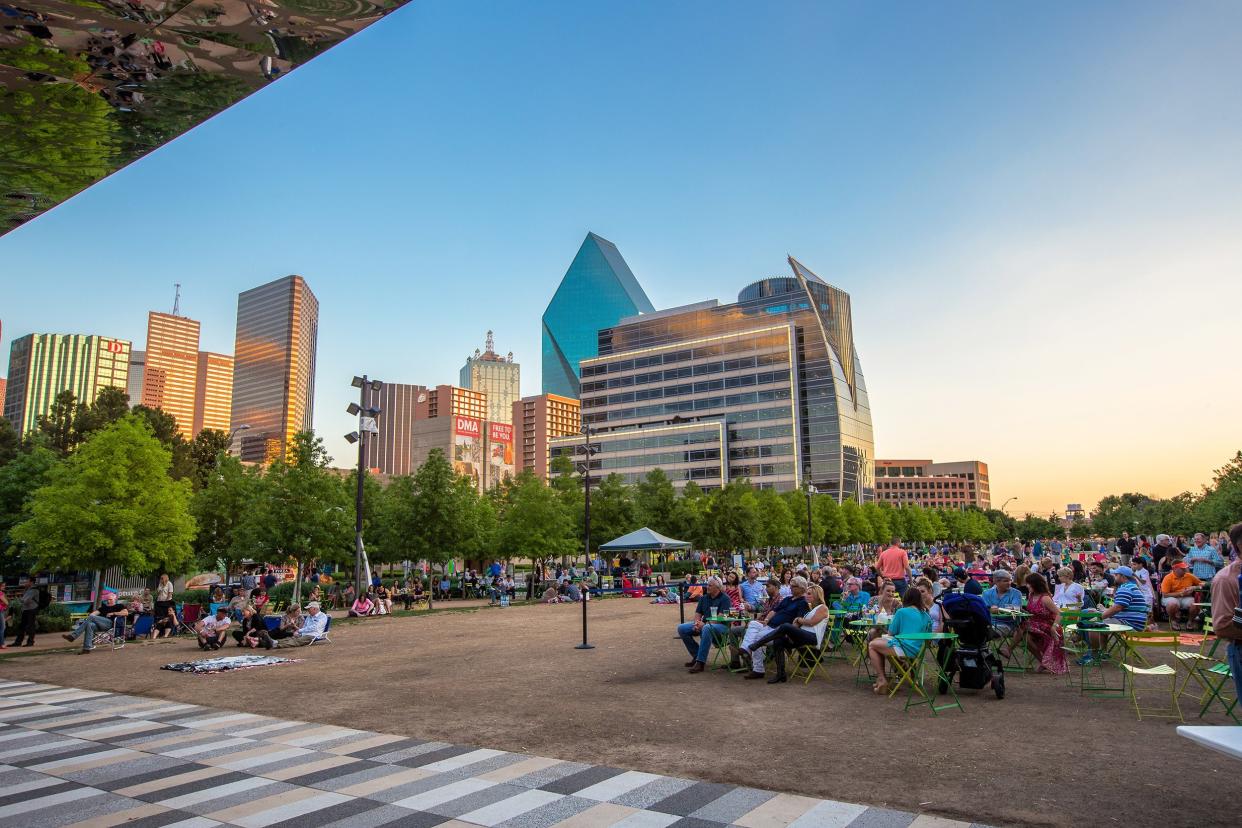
[[940, 592, 1005, 699]]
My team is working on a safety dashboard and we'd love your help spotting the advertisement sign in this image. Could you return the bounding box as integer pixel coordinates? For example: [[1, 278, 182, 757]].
[[487, 422, 514, 487], [453, 416, 482, 489]]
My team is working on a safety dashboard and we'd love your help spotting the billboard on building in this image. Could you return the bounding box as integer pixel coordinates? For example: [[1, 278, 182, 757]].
[[453, 415, 483, 489], [488, 422, 514, 486]]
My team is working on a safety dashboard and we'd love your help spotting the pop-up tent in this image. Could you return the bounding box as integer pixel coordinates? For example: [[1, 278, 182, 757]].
[[599, 527, 691, 552]]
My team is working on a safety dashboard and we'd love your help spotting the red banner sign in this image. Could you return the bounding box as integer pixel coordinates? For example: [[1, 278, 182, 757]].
[[488, 422, 513, 444], [454, 416, 480, 437]]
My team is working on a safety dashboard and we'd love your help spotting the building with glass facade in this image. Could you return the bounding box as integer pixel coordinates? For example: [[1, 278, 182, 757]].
[[193, 352, 234, 436], [460, 331, 520, 426], [513, 393, 581, 480], [874, 459, 990, 510], [549, 256, 874, 499], [230, 275, 318, 463], [140, 311, 201, 438], [4, 333, 132, 436], [541, 232, 655, 398], [364, 382, 420, 476]]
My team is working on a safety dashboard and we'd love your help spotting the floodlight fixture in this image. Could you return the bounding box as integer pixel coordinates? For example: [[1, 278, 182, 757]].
[[370, 380, 384, 393], [351, 376, 365, 389], [344, 431, 360, 444], [346, 402, 362, 416]]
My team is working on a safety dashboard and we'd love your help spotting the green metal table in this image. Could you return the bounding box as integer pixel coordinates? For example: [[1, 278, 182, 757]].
[[891, 632, 963, 715]]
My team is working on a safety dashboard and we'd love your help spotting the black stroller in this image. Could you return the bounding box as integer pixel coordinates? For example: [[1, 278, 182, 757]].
[[940, 591, 1005, 699]]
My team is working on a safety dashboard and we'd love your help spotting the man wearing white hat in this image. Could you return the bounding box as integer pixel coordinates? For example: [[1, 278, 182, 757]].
[[272, 602, 329, 648]]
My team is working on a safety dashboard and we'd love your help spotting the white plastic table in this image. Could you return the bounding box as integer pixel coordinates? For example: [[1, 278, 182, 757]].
[[1177, 726, 1242, 761]]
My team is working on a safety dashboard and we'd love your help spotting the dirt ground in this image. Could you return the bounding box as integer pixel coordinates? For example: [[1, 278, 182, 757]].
[[0, 599, 1233, 827]]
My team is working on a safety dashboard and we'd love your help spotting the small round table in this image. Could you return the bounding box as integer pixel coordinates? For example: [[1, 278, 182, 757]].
[[1066, 622, 1133, 695], [891, 632, 962, 715]]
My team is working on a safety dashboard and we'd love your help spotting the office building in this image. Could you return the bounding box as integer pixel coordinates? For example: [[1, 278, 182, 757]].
[[4, 333, 132, 436], [549, 255, 874, 498], [363, 382, 420, 476], [230, 275, 319, 462], [874, 459, 991, 510], [459, 331, 520, 425], [193, 352, 234, 435], [127, 351, 145, 405], [513, 393, 581, 480], [541, 232, 655, 398], [140, 312, 201, 438], [404, 384, 512, 490]]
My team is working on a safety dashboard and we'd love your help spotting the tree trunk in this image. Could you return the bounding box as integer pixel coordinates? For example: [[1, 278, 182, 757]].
[[293, 559, 303, 605]]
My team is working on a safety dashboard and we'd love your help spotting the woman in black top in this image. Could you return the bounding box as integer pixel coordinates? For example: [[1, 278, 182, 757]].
[[232, 606, 272, 649]]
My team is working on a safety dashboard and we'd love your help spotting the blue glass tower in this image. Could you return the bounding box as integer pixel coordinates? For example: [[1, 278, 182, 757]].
[[541, 232, 655, 398]]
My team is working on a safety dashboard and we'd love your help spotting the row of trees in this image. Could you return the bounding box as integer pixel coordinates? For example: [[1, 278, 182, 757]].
[[1083, 453, 1242, 539]]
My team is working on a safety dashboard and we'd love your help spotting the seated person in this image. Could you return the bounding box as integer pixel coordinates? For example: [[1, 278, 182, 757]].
[[150, 605, 179, 639], [349, 592, 376, 617], [1159, 561, 1201, 630], [232, 605, 272, 649], [953, 566, 984, 595], [62, 593, 130, 653], [195, 606, 231, 650], [734, 579, 792, 677], [833, 578, 871, 614], [1087, 562, 1114, 592], [982, 570, 1023, 636], [227, 587, 248, 621], [271, 602, 329, 648], [437, 577, 451, 599], [1053, 567, 1085, 608], [565, 580, 584, 602], [741, 579, 827, 683], [868, 587, 932, 695], [676, 576, 734, 673], [250, 585, 270, 613], [305, 585, 322, 605], [271, 605, 301, 639], [867, 582, 901, 617], [1082, 566, 1150, 655], [374, 584, 393, 614], [542, 585, 562, 603]]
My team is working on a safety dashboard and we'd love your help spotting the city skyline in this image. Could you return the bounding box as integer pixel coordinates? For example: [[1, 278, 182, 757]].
[[1, 4, 1239, 515]]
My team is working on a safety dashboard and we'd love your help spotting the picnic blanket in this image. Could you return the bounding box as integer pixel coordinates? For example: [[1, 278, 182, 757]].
[[161, 655, 301, 674]]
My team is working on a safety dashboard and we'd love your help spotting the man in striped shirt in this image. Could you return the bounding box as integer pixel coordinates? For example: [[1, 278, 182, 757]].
[[1092, 566, 1150, 639]]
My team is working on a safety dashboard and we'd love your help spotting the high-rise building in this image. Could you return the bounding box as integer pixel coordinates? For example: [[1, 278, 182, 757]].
[[459, 331, 520, 426], [127, 350, 146, 405], [230, 275, 319, 462], [549, 255, 874, 499], [363, 382, 420, 476], [140, 312, 201, 438], [400, 384, 515, 491], [874, 459, 991, 510], [193, 352, 234, 435], [541, 232, 655, 398], [513, 393, 581, 480], [4, 333, 132, 436]]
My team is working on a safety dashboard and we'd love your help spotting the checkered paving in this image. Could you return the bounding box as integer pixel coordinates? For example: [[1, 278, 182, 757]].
[[0, 680, 991, 828]]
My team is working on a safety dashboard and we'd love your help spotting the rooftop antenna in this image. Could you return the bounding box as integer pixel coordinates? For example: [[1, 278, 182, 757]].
[[171, 283, 182, 316]]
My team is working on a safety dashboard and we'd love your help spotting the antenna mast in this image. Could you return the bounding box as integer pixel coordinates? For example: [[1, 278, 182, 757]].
[[171, 283, 182, 316]]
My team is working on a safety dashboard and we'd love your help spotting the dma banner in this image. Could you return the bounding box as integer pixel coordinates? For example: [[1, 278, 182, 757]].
[[453, 415, 483, 490]]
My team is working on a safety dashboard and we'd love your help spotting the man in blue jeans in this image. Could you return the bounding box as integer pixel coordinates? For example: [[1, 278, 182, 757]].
[[1210, 522, 1242, 704], [677, 576, 733, 673], [62, 593, 128, 654]]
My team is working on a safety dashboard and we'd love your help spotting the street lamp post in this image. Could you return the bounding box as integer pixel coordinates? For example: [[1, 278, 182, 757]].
[[1000, 496, 1018, 514], [345, 376, 383, 594], [573, 423, 599, 650], [227, 423, 250, 456], [805, 483, 819, 566]]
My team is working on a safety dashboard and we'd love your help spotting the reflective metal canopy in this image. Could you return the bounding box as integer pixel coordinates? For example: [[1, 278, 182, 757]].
[[0, 0, 409, 234]]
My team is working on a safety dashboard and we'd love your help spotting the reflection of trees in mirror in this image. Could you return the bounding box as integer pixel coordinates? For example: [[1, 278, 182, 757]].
[[116, 70, 258, 158]]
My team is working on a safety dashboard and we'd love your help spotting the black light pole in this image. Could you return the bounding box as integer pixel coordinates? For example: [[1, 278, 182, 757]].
[[575, 423, 598, 650], [805, 483, 819, 566], [346, 376, 383, 594]]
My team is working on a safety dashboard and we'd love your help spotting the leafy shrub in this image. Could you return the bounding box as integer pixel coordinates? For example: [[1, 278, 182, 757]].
[[665, 561, 700, 579], [173, 589, 211, 606], [36, 603, 73, 632]]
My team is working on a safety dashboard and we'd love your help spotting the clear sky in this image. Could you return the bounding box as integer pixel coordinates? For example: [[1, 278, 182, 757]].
[[2, 1, 1239, 517]]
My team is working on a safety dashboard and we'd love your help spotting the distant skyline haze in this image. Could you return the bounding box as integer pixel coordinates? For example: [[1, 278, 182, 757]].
[[2, 2, 1239, 519]]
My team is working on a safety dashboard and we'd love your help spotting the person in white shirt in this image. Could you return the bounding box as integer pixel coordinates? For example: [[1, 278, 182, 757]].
[[1130, 558, 1156, 610], [196, 607, 231, 650], [272, 602, 329, 648], [1053, 567, 1085, 608]]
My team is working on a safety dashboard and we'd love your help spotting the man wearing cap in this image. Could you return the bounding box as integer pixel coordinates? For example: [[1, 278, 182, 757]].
[[1095, 566, 1149, 632], [195, 606, 232, 650], [273, 602, 329, 648], [1160, 561, 1203, 631], [62, 592, 129, 654], [982, 570, 1023, 637]]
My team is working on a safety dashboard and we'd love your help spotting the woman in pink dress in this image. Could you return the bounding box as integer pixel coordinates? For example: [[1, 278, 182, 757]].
[[1023, 573, 1067, 674]]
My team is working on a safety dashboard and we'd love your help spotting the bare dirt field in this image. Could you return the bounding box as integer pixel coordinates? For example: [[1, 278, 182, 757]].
[[0, 599, 1232, 827]]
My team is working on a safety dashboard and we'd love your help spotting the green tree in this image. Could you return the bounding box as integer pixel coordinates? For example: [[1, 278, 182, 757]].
[[756, 488, 799, 548], [406, 449, 473, 569], [0, 418, 18, 466], [1090, 493, 1149, 538], [548, 454, 585, 554], [231, 432, 351, 601], [190, 454, 259, 573], [590, 473, 637, 553], [902, 503, 933, 544], [36, 390, 87, 455], [840, 498, 871, 546], [704, 482, 761, 552], [670, 481, 708, 546], [497, 472, 576, 562], [12, 417, 196, 587], [924, 508, 946, 542], [862, 502, 891, 544], [187, 429, 233, 489], [0, 445, 60, 574], [1068, 514, 1092, 539], [816, 495, 849, 547], [1195, 451, 1242, 531], [634, 468, 678, 534], [85, 386, 132, 433], [1014, 513, 1064, 542]]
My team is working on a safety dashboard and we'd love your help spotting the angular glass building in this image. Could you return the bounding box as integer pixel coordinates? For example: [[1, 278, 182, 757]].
[[551, 256, 874, 501], [541, 233, 655, 398]]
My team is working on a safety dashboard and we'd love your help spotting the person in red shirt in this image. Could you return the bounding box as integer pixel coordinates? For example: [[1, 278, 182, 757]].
[[876, 537, 911, 595]]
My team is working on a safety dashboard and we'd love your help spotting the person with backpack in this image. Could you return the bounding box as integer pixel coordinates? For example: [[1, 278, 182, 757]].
[[11, 575, 41, 647]]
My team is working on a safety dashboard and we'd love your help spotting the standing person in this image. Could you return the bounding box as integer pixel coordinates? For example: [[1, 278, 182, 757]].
[[240, 568, 257, 592], [1151, 534, 1176, 572], [1116, 531, 1136, 565], [1209, 522, 1242, 703], [154, 574, 175, 621], [1184, 533, 1224, 582], [877, 538, 911, 595], [262, 567, 278, 591], [12, 575, 40, 647]]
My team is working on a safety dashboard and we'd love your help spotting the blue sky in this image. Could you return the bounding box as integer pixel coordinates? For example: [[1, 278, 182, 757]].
[[3, 1, 1240, 515]]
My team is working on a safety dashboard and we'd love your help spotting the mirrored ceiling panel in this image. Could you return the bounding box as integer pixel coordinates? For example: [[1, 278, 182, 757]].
[[0, 0, 409, 234]]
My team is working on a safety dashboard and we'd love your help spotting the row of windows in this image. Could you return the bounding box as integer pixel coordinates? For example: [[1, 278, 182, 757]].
[[550, 429, 719, 457], [728, 423, 794, 442], [728, 462, 796, 478], [583, 370, 791, 408], [580, 352, 787, 392], [602, 467, 722, 485], [875, 467, 979, 481], [586, 388, 792, 423], [590, 448, 721, 470], [877, 480, 977, 491], [581, 336, 788, 378], [727, 443, 794, 461]]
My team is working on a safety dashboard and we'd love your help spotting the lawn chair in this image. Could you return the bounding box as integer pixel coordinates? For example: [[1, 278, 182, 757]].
[[178, 604, 203, 637], [130, 615, 153, 640], [788, 614, 832, 684], [1120, 663, 1182, 722], [1196, 662, 1239, 722], [309, 614, 333, 645], [1121, 630, 1181, 669], [90, 615, 127, 651]]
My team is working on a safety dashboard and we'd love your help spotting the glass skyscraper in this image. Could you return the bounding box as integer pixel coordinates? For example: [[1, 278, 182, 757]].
[[4, 333, 131, 436], [541, 232, 655, 398], [551, 256, 874, 500], [230, 275, 319, 463], [459, 331, 520, 425], [140, 311, 201, 439]]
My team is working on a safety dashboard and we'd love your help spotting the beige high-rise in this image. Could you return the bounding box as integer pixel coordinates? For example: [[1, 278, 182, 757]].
[[194, 352, 234, 435], [141, 312, 200, 438]]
